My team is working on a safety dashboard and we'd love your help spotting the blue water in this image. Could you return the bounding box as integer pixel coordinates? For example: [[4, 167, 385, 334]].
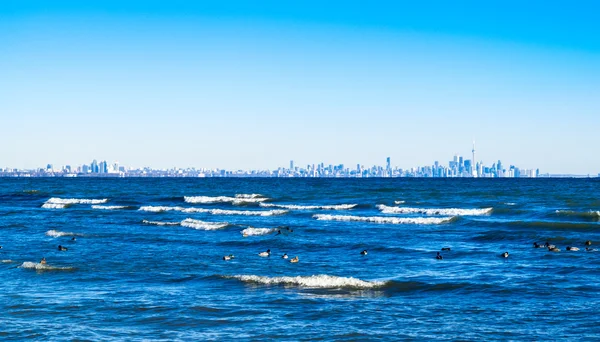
[[1, 178, 600, 340]]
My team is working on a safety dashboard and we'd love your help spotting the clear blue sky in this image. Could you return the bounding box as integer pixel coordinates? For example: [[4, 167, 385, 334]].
[[1, 1, 599, 173]]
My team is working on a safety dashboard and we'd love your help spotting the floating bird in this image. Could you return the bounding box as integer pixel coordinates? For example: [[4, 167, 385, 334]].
[[436, 252, 443, 260], [548, 247, 560, 252], [58, 245, 68, 251], [585, 240, 592, 246], [290, 256, 299, 263], [544, 242, 556, 249], [586, 247, 597, 252], [282, 253, 288, 259], [501, 252, 509, 258], [533, 242, 544, 248], [441, 247, 451, 251], [71, 237, 76, 241], [223, 254, 234, 261], [360, 250, 368, 255], [566, 246, 579, 251], [259, 249, 271, 257], [40, 257, 46, 264]]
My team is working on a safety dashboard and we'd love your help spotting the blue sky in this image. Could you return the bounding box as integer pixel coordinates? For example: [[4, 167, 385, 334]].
[[1, 1, 599, 173]]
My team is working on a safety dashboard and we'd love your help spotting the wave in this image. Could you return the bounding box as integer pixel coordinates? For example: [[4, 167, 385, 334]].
[[224, 274, 386, 289], [142, 220, 180, 226], [241, 227, 277, 236], [181, 208, 288, 216], [180, 218, 229, 230], [42, 203, 69, 209], [46, 230, 78, 238], [377, 205, 493, 216], [184, 195, 269, 205], [91, 205, 130, 210], [138, 205, 287, 216], [235, 194, 265, 199], [259, 203, 357, 210], [138, 206, 185, 212], [506, 220, 600, 231], [45, 198, 108, 205], [394, 200, 405, 204], [555, 210, 600, 220], [19, 261, 74, 271], [313, 214, 454, 225]]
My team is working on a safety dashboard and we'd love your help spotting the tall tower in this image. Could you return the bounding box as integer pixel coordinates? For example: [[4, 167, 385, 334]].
[[472, 141, 477, 177]]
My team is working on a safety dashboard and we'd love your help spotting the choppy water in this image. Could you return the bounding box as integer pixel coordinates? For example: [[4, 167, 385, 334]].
[[1, 178, 599, 340]]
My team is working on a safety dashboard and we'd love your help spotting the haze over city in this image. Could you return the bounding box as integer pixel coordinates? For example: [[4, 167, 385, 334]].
[[1, 1, 599, 174]]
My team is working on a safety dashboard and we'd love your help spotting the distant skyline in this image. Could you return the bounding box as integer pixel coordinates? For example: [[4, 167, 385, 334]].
[[1, 1, 599, 174]]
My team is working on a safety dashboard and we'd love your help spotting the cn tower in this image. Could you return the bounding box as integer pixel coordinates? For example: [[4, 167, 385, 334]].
[[472, 140, 476, 177]]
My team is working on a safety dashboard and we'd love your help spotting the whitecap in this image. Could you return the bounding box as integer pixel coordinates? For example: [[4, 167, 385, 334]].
[[394, 200, 406, 204], [377, 205, 492, 216], [180, 218, 229, 230], [19, 262, 74, 271], [259, 203, 357, 210], [184, 195, 269, 204], [91, 205, 128, 210], [227, 274, 386, 289], [142, 220, 180, 226], [138, 206, 185, 212], [313, 214, 454, 225], [1, 260, 14, 263], [181, 208, 288, 216], [42, 203, 69, 209], [46, 230, 78, 238], [45, 197, 108, 205], [241, 227, 277, 236]]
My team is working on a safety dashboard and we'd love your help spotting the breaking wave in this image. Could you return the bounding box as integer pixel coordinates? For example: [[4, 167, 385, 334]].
[[42, 203, 69, 209], [184, 195, 269, 205], [138, 206, 185, 212], [225, 274, 386, 289], [45, 198, 108, 205], [377, 205, 492, 216], [555, 210, 600, 220], [313, 214, 454, 225], [241, 227, 277, 236], [181, 208, 288, 216], [138, 205, 286, 216], [180, 218, 229, 230], [142, 220, 180, 226], [394, 200, 406, 204], [91, 205, 130, 210], [19, 262, 74, 271], [46, 230, 78, 238], [259, 203, 357, 210]]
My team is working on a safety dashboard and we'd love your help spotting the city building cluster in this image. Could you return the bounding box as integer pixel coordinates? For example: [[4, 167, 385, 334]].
[[0, 144, 547, 178]]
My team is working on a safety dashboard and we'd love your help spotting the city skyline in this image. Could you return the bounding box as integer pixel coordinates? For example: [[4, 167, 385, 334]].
[[0, 142, 555, 177], [2, 2, 599, 174]]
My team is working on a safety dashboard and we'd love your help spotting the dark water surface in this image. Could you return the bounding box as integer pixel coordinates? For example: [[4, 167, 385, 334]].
[[1, 178, 599, 340]]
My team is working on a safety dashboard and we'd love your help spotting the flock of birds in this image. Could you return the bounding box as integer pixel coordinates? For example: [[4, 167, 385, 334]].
[[435, 240, 596, 261]]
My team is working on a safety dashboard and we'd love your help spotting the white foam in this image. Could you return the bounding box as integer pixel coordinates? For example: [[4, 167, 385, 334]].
[[228, 274, 386, 289], [313, 214, 454, 225], [142, 220, 180, 226], [505, 203, 517, 206], [235, 194, 265, 199], [1, 260, 13, 263], [181, 207, 288, 216], [259, 203, 357, 210], [184, 195, 269, 204], [138, 206, 185, 212], [42, 203, 68, 209], [555, 210, 600, 217], [394, 200, 406, 204], [91, 205, 128, 210], [46, 230, 77, 238], [377, 205, 492, 216], [180, 218, 229, 230], [46, 198, 108, 205], [241, 227, 277, 236], [19, 261, 73, 271]]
